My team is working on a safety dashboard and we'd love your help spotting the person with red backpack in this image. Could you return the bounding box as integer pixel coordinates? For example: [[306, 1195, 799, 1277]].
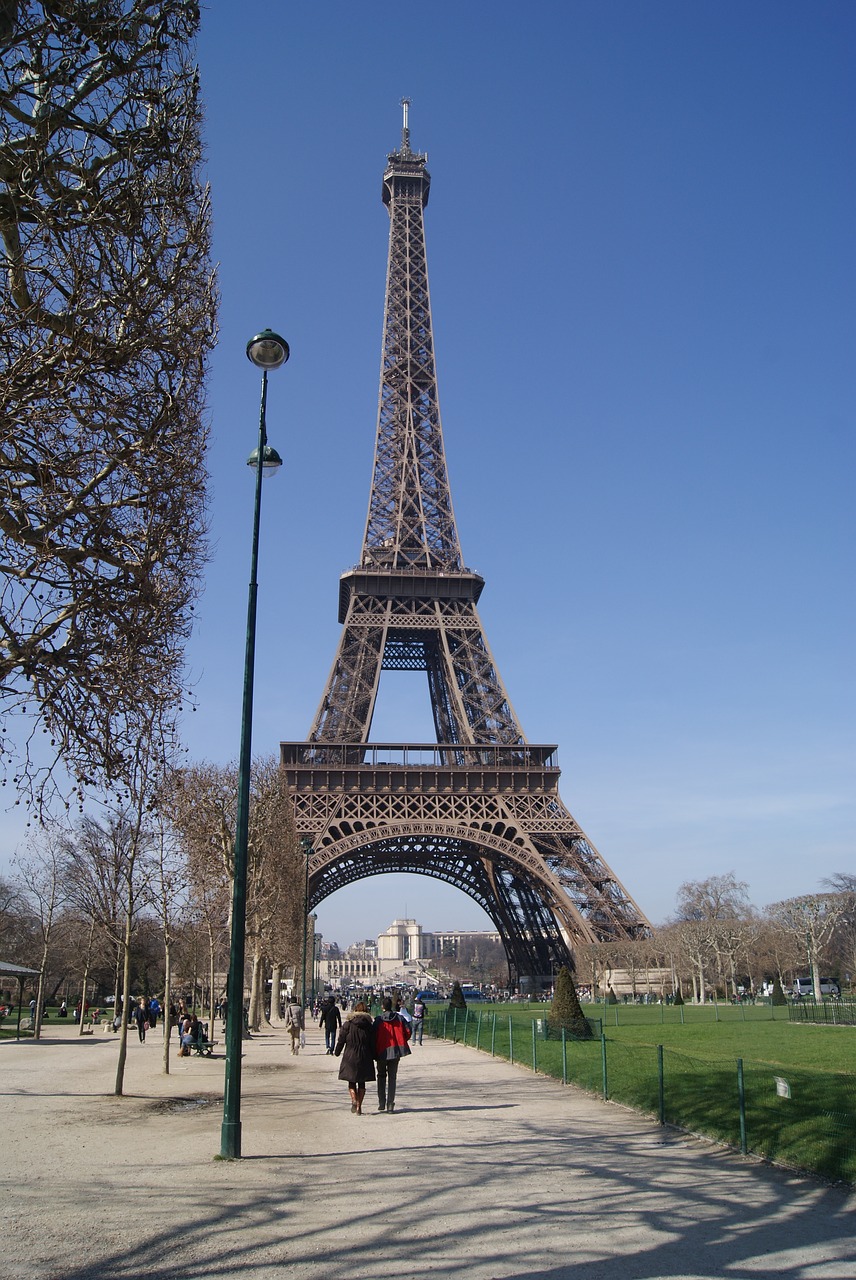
[[373, 997, 411, 1113]]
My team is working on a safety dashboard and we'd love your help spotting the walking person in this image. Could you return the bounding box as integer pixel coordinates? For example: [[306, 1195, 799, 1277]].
[[132, 997, 148, 1043], [411, 994, 426, 1045], [285, 997, 304, 1055], [373, 997, 411, 1113], [333, 1001, 375, 1114], [318, 997, 342, 1054]]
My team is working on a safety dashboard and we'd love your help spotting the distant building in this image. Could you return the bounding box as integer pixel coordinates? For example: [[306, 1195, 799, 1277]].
[[319, 918, 502, 989]]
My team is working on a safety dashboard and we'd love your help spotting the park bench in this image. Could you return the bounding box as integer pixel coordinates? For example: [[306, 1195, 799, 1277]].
[[177, 1023, 217, 1057]]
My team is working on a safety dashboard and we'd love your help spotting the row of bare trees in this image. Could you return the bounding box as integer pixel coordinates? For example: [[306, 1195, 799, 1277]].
[[577, 873, 856, 1002], [0, 0, 222, 1099], [0, 756, 306, 1078]]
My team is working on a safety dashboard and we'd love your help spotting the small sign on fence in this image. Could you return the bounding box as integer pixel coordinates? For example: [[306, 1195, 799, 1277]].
[[774, 1075, 791, 1099]]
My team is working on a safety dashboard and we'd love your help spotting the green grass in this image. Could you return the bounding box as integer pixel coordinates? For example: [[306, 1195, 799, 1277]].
[[428, 1002, 856, 1183]]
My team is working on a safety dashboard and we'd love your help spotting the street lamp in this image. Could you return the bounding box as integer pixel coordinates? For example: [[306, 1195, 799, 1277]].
[[220, 329, 289, 1161], [300, 836, 313, 1006]]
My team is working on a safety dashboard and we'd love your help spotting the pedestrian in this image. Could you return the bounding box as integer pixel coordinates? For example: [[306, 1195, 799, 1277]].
[[373, 996, 411, 1113], [285, 997, 304, 1055], [318, 997, 342, 1054], [132, 997, 148, 1043], [411, 994, 426, 1045], [333, 1001, 375, 1114], [395, 997, 412, 1025], [149, 995, 161, 1028]]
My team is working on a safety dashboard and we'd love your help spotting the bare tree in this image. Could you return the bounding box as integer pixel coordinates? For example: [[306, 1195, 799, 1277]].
[[12, 824, 68, 1036], [147, 823, 187, 1075], [61, 810, 134, 1013], [0, 0, 216, 805], [675, 873, 751, 922], [169, 757, 304, 1032], [767, 893, 850, 1000]]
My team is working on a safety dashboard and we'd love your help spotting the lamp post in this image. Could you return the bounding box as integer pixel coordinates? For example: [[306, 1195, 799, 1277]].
[[300, 836, 313, 1007], [220, 329, 288, 1161], [309, 913, 317, 1005]]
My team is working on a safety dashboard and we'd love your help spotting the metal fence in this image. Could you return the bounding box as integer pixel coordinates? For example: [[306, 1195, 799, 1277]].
[[425, 1008, 856, 1184], [789, 999, 856, 1027]]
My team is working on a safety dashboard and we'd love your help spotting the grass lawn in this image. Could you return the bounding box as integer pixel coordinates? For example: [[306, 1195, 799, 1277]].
[[430, 1001, 856, 1182]]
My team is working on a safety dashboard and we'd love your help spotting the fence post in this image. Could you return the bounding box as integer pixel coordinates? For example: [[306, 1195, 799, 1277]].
[[532, 1019, 537, 1073], [679, 1004, 685, 1026], [452, 1007, 458, 1043], [657, 1044, 665, 1125], [509, 1015, 514, 1065], [462, 1009, 469, 1045], [561, 1026, 567, 1085], [475, 1009, 482, 1050], [442, 1009, 448, 1039], [737, 1057, 747, 1154], [491, 1012, 496, 1057], [713, 998, 719, 1023], [601, 1033, 608, 1101]]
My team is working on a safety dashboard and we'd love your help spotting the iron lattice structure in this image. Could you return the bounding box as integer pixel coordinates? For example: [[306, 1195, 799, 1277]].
[[282, 106, 650, 983]]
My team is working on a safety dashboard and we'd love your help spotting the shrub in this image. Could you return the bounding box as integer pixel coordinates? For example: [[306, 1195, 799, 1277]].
[[448, 981, 467, 1010], [549, 967, 592, 1040]]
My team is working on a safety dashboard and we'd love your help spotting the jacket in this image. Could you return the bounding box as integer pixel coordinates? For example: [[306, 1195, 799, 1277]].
[[319, 1002, 342, 1030], [374, 1011, 411, 1060], [285, 1003, 304, 1031], [334, 1012, 376, 1082]]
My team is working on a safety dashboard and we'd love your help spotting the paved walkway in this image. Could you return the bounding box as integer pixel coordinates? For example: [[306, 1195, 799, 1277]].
[[2, 1020, 854, 1279]]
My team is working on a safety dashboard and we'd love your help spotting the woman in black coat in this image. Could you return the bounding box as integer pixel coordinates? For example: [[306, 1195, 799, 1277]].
[[333, 1002, 376, 1114]]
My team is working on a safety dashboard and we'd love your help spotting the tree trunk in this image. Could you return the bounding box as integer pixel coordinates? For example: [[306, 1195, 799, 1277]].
[[208, 927, 216, 1031], [696, 961, 706, 1003], [249, 949, 265, 1030], [77, 917, 96, 1037], [33, 962, 46, 1040], [114, 903, 134, 1096], [269, 964, 285, 1025], [162, 939, 172, 1076]]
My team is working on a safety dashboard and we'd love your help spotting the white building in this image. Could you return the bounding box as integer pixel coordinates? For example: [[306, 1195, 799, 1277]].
[[319, 918, 503, 989]]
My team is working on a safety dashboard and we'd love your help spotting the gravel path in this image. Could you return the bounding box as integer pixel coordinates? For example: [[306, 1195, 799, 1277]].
[[2, 1020, 854, 1279]]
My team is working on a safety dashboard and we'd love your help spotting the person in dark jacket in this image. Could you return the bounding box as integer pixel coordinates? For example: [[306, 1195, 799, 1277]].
[[319, 998, 342, 1053], [373, 997, 411, 1113], [333, 1002, 375, 1114], [132, 997, 148, 1044]]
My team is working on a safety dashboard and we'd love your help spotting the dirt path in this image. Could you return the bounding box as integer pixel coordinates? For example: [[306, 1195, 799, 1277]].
[[2, 1020, 854, 1279]]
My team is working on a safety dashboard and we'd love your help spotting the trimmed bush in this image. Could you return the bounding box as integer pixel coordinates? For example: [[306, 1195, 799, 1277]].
[[448, 981, 467, 1010], [549, 967, 592, 1040], [771, 976, 788, 1006]]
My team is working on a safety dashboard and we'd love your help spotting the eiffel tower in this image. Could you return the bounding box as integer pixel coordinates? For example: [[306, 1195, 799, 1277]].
[[282, 103, 650, 984]]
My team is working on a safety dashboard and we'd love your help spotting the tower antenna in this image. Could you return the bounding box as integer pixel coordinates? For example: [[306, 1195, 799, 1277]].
[[400, 96, 411, 152]]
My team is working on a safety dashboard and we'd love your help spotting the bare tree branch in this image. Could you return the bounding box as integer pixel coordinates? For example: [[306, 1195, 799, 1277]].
[[0, 0, 217, 805]]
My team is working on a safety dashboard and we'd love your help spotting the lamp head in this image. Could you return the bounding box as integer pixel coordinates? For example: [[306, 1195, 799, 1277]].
[[247, 444, 283, 475], [246, 329, 290, 370]]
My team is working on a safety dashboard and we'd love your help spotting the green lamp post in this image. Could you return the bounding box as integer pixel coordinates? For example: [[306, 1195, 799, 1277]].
[[220, 329, 288, 1160]]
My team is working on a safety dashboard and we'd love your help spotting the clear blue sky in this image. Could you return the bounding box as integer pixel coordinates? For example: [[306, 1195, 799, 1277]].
[[4, 2, 855, 951]]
